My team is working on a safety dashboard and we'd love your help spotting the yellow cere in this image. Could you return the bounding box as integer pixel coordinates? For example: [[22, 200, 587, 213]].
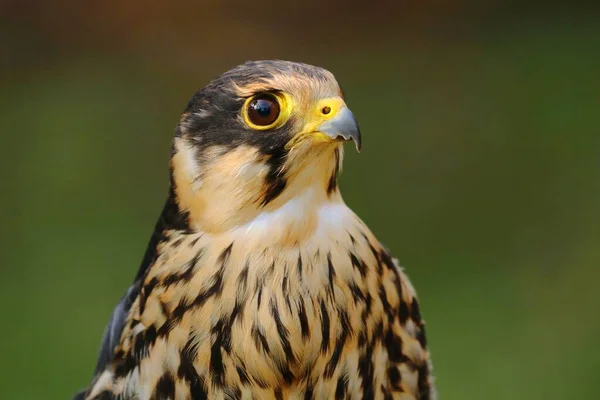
[[286, 96, 347, 150]]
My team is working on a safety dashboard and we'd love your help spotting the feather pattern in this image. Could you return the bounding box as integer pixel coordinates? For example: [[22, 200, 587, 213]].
[[81, 200, 434, 399], [75, 60, 435, 400]]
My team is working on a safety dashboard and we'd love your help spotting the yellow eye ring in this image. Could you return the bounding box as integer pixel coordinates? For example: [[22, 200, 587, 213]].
[[242, 92, 292, 130]]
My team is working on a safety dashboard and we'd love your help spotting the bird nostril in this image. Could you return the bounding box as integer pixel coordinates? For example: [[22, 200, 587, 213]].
[[321, 106, 331, 115]]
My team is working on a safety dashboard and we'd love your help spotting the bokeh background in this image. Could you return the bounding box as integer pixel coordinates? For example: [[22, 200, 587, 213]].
[[2, 1, 599, 399]]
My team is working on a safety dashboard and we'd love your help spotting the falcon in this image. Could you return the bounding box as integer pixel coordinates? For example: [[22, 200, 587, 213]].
[[75, 60, 435, 400]]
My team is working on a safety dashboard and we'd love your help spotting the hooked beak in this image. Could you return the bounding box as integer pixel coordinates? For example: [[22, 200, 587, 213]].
[[317, 106, 362, 152]]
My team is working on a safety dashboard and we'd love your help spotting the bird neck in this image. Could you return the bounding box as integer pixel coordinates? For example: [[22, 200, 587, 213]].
[[169, 137, 345, 236]]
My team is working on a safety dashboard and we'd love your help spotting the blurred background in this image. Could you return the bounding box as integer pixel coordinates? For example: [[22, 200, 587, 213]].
[[2, 1, 599, 399]]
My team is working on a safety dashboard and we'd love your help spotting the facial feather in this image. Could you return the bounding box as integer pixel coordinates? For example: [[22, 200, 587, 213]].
[[171, 61, 346, 234]]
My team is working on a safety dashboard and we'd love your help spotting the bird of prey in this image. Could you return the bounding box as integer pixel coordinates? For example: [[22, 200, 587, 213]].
[[75, 60, 435, 400]]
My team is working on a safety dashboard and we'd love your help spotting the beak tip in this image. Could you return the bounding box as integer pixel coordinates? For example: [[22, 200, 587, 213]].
[[352, 128, 362, 153], [354, 138, 362, 152]]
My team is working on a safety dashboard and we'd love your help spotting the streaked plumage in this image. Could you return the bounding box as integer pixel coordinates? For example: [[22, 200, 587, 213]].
[[75, 60, 435, 400]]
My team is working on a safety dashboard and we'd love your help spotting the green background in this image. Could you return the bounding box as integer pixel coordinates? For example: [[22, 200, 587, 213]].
[[2, 3, 599, 399]]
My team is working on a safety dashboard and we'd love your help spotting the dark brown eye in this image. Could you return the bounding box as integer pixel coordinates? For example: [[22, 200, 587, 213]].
[[247, 95, 280, 127]]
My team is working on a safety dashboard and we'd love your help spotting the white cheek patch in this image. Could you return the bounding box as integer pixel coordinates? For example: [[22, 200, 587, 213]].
[[174, 139, 202, 189], [235, 159, 266, 180]]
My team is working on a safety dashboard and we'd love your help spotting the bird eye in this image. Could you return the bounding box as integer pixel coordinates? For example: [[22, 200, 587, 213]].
[[246, 94, 281, 127]]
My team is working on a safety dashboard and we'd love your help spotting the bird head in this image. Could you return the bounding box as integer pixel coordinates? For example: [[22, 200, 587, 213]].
[[170, 60, 361, 233]]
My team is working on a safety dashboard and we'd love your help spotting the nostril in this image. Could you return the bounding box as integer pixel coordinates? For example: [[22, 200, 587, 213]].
[[321, 106, 331, 115]]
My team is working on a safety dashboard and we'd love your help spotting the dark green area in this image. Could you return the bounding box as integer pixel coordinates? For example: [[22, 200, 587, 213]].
[[1, 19, 599, 400]]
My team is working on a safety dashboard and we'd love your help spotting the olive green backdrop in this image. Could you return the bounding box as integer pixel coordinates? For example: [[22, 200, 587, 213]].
[[1, 2, 599, 399]]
